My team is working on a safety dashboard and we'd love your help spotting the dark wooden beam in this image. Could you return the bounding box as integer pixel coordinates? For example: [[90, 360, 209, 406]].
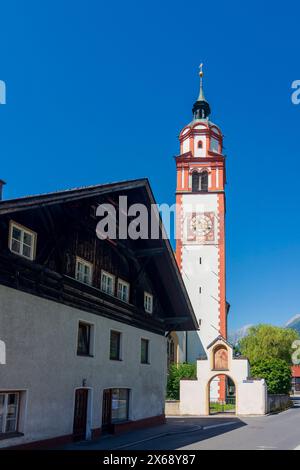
[[162, 317, 190, 324], [134, 247, 164, 258]]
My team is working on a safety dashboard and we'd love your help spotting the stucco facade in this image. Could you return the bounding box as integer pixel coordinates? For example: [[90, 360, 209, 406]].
[[174, 77, 228, 376], [180, 193, 220, 361], [179, 337, 267, 416], [0, 178, 198, 448], [0, 284, 167, 448]]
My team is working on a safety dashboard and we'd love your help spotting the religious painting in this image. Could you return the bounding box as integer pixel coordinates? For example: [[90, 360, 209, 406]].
[[214, 346, 228, 370]]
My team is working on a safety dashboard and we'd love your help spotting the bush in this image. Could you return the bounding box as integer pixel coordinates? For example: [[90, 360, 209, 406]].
[[166, 363, 196, 400], [251, 358, 292, 395]]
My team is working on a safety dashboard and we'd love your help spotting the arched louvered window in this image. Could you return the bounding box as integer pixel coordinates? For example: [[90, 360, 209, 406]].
[[200, 171, 208, 192], [192, 172, 200, 192]]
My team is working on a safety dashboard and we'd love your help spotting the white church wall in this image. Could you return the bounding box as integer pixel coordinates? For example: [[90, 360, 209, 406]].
[[182, 138, 189, 154], [181, 193, 220, 360], [194, 136, 206, 158], [179, 345, 267, 416], [237, 380, 267, 416]]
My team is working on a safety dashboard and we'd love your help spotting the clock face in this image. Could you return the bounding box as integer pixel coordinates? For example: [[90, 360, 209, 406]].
[[184, 212, 215, 244], [190, 214, 213, 237]]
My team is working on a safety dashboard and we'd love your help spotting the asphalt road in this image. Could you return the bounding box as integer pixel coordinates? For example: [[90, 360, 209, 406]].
[[65, 397, 300, 451], [114, 397, 300, 451], [179, 400, 300, 450]]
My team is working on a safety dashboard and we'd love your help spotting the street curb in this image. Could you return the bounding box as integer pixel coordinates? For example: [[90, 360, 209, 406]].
[[113, 421, 238, 450]]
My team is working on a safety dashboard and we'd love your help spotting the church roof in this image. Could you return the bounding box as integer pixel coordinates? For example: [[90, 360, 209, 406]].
[[206, 335, 234, 350]]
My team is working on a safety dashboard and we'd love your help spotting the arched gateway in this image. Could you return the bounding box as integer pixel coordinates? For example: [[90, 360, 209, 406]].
[[179, 336, 267, 416]]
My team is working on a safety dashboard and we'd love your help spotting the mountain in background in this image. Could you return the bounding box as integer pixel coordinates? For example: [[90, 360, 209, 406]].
[[228, 324, 253, 345], [285, 314, 300, 335], [229, 314, 300, 346]]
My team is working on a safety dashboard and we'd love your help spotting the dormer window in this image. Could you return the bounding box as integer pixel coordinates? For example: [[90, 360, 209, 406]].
[[101, 270, 115, 296], [117, 278, 130, 303], [144, 292, 153, 314], [9, 221, 37, 260], [75, 257, 93, 285]]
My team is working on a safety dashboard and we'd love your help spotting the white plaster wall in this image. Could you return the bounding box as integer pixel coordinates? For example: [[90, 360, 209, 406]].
[[181, 193, 220, 362], [182, 138, 189, 154], [0, 285, 167, 448], [194, 136, 207, 158], [197, 355, 250, 384], [180, 380, 201, 415], [237, 380, 267, 415], [179, 350, 267, 416]]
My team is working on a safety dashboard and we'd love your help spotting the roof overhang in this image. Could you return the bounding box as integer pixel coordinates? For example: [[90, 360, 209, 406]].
[[0, 178, 198, 331]]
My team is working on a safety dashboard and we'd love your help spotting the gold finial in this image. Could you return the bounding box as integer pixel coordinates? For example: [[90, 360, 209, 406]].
[[199, 63, 204, 78], [197, 63, 205, 101]]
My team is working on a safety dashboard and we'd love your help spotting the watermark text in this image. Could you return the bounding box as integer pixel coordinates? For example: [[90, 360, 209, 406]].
[[0, 80, 6, 104]]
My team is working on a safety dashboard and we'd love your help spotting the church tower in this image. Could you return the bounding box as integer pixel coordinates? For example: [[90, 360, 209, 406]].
[[175, 65, 228, 363]]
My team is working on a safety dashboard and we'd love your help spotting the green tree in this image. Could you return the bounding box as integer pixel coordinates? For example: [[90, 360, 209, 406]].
[[167, 363, 196, 400], [251, 358, 292, 394], [239, 324, 299, 365]]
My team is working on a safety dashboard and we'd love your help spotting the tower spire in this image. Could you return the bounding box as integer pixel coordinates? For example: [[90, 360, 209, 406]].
[[197, 63, 205, 101], [192, 63, 211, 120]]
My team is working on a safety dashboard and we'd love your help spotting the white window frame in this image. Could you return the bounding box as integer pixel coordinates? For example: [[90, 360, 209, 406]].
[[75, 257, 93, 285], [100, 270, 115, 296], [144, 291, 153, 314], [9, 221, 37, 260], [117, 278, 130, 303], [0, 392, 20, 434]]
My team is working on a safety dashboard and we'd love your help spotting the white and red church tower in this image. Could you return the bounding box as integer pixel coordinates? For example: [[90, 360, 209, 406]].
[[175, 66, 229, 373]]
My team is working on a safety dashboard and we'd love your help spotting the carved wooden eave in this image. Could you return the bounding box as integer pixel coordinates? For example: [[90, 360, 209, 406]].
[[0, 178, 198, 333]]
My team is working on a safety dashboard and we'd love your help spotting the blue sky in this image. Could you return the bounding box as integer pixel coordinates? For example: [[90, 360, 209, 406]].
[[0, 1, 299, 331]]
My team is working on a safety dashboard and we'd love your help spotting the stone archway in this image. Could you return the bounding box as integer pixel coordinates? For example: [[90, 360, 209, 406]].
[[206, 373, 236, 415], [179, 336, 267, 416]]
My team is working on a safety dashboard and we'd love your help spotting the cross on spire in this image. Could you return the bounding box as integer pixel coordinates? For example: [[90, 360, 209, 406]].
[[192, 63, 211, 119]]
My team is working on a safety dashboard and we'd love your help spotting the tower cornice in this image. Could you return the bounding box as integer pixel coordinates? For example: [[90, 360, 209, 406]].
[[175, 190, 225, 195], [175, 154, 225, 163]]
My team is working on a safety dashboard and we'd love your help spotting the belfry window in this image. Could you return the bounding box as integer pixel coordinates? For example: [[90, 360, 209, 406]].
[[197, 140, 203, 149], [192, 172, 200, 192], [200, 171, 208, 191], [192, 171, 208, 192]]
